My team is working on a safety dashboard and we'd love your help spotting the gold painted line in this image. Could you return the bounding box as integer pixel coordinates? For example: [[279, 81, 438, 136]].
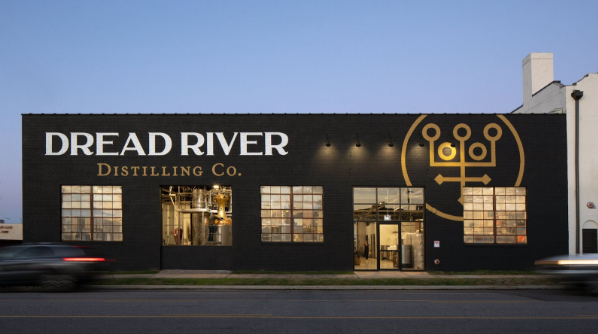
[[429, 162, 496, 167], [497, 114, 525, 186], [426, 203, 464, 221], [401, 114, 427, 187]]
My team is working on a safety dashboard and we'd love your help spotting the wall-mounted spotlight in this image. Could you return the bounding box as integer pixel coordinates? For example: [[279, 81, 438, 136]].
[[355, 134, 361, 147], [387, 134, 394, 147], [325, 134, 331, 147], [447, 134, 456, 147], [418, 137, 425, 147]]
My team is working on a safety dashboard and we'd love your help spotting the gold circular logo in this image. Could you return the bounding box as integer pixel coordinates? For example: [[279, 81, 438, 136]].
[[401, 115, 525, 221]]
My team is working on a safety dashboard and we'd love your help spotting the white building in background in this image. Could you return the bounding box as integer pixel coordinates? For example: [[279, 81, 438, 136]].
[[513, 53, 598, 254], [0, 223, 23, 241]]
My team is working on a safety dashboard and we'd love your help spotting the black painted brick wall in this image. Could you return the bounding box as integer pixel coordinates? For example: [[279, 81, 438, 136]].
[[22, 114, 568, 271]]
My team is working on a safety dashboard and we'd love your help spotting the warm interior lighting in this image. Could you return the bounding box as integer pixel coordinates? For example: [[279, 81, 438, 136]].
[[213, 185, 220, 189]]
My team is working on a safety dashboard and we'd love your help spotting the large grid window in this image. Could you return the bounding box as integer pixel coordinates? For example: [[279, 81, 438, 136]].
[[260, 186, 323, 243], [463, 187, 526, 244], [61, 186, 123, 242]]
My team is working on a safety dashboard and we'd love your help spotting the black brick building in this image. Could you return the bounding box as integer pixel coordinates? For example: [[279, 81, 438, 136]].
[[22, 114, 568, 271]]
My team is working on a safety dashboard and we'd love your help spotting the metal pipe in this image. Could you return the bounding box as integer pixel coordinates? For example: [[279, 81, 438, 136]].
[[572, 89, 583, 254]]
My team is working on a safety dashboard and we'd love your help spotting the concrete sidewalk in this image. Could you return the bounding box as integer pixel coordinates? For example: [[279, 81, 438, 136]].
[[99, 270, 550, 280], [91, 270, 561, 290]]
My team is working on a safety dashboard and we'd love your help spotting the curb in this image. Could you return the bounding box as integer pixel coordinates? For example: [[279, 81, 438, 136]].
[[88, 285, 564, 291]]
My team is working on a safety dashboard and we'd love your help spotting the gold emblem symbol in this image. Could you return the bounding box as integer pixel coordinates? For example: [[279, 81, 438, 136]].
[[401, 115, 525, 221]]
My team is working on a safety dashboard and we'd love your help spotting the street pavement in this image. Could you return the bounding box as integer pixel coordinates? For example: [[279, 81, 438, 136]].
[[1, 289, 597, 334]]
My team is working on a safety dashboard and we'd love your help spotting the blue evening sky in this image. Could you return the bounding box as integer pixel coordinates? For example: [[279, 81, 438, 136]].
[[1, 0, 597, 223]]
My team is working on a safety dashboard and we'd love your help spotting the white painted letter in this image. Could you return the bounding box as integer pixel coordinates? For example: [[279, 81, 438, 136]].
[[240, 132, 263, 156], [45, 132, 69, 156], [120, 133, 147, 155], [265, 132, 289, 155], [206, 132, 214, 156], [70, 132, 94, 156], [96, 133, 119, 156], [216, 132, 238, 156], [148, 132, 172, 156]]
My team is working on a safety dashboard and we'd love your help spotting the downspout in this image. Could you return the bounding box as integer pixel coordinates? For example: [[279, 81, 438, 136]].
[[571, 90, 583, 254]]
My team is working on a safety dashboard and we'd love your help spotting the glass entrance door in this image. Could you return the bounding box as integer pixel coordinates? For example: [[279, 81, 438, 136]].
[[354, 221, 377, 270], [354, 187, 425, 271], [400, 221, 425, 270], [379, 224, 399, 269]]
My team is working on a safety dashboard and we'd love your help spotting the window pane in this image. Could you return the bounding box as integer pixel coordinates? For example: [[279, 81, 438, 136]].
[[462, 186, 526, 245], [406, 188, 424, 204], [354, 188, 376, 203], [378, 188, 400, 204], [262, 186, 324, 243]]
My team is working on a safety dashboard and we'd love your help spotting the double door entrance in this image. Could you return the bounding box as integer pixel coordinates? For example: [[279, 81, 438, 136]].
[[354, 222, 424, 270], [353, 187, 425, 271]]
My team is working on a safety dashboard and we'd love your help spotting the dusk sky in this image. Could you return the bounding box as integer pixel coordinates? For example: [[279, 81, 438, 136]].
[[1, 0, 598, 223]]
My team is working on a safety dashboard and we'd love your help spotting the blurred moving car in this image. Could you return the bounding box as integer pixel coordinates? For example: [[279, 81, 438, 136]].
[[535, 254, 598, 293], [0, 243, 110, 291]]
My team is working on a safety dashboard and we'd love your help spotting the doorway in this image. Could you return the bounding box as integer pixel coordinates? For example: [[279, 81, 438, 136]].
[[353, 187, 425, 271], [583, 229, 598, 253]]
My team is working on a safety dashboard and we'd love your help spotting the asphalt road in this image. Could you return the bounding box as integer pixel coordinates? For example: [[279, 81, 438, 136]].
[[1, 289, 597, 333]]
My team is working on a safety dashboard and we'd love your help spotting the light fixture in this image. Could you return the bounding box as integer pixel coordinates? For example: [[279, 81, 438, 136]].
[[448, 134, 456, 147], [325, 134, 331, 147], [355, 134, 361, 147], [386, 134, 393, 147], [418, 137, 425, 147], [213, 185, 220, 189]]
